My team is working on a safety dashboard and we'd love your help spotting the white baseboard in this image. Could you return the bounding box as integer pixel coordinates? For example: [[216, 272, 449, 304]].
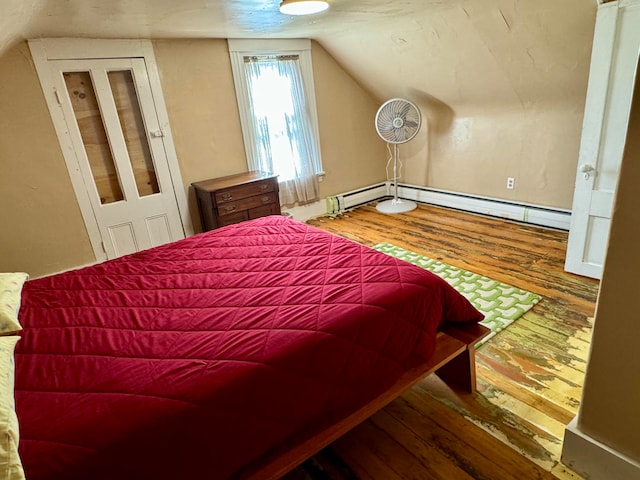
[[281, 183, 387, 222], [562, 417, 640, 480], [283, 182, 572, 231], [396, 183, 571, 230], [338, 183, 388, 210]]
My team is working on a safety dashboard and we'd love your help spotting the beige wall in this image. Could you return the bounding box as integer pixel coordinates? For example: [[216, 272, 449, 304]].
[[413, 104, 585, 208], [576, 65, 640, 463], [152, 39, 249, 232], [311, 42, 387, 195], [322, 0, 596, 210], [153, 38, 386, 232], [0, 42, 94, 278], [0, 30, 595, 277], [0, 1, 599, 266], [0, 38, 384, 275], [366, 97, 585, 209]]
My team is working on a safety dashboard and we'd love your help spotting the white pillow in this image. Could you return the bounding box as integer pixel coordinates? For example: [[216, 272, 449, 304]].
[[0, 274, 28, 335], [0, 336, 24, 480]]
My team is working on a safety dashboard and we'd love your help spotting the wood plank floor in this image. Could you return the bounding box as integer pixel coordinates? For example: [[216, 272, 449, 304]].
[[303, 202, 599, 480]]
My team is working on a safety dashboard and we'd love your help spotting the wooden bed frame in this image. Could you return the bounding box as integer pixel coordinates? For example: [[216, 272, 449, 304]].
[[238, 322, 490, 479]]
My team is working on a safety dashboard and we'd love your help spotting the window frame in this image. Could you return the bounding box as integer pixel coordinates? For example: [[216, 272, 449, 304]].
[[228, 39, 324, 178]]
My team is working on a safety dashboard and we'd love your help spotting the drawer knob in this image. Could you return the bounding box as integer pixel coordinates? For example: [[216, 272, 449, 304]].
[[260, 184, 269, 191], [221, 192, 233, 201], [261, 196, 271, 204], [224, 205, 236, 213]]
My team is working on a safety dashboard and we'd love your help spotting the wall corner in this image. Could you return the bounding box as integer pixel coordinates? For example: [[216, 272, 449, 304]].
[[562, 417, 640, 480]]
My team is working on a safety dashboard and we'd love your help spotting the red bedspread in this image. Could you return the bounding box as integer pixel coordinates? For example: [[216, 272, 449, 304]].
[[15, 216, 482, 480]]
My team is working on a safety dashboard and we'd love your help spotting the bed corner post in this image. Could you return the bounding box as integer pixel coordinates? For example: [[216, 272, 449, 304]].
[[435, 345, 477, 393], [436, 323, 490, 393]]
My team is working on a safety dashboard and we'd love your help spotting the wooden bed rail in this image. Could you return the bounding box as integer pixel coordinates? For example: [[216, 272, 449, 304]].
[[237, 322, 490, 480]]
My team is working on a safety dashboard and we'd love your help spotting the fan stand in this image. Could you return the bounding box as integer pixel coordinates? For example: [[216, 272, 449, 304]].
[[376, 197, 417, 214], [376, 144, 417, 214]]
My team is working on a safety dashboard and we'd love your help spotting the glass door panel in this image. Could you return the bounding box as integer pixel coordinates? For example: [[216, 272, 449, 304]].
[[108, 70, 159, 198], [64, 71, 124, 204]]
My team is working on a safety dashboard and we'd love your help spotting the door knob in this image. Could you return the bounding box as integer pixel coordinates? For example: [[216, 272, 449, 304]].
[[580, 164, 595, 179]]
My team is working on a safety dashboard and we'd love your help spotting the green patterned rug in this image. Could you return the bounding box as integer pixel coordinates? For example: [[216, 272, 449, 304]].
[[373, 243, 541, 346]]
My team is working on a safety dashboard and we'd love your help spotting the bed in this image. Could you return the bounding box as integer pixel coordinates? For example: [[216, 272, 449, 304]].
[[7, 215, 485, 479]]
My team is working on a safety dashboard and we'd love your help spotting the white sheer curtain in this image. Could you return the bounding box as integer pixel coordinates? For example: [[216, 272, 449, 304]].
[[244, 56, 319, 206]]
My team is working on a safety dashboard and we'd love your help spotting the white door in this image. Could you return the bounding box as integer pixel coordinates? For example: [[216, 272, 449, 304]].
[[50, 58, 186, 259], [565, 1, 640, 279]]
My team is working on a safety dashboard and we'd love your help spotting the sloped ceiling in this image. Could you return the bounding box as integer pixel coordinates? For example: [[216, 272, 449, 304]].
[[1, 0, 598, 110]]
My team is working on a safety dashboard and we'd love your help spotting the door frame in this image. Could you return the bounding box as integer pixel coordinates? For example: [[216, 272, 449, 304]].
[[29, 38, 194, 262]]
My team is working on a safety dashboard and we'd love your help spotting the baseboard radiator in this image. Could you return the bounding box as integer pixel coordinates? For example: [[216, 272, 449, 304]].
[[327, 182, 571, 231]]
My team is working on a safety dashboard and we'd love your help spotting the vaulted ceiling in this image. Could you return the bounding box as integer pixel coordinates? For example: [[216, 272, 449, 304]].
[[2, 0, 597, 110]]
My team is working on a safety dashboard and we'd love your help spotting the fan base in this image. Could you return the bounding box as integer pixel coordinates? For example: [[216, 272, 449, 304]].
[[376, 198, 417, 214]]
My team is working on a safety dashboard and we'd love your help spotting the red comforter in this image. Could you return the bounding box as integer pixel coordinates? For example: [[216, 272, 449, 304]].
[[15, 216, 482, 479]]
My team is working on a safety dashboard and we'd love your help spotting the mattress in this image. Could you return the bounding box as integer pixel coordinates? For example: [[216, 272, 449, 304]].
[[15, 215, 482, 479]]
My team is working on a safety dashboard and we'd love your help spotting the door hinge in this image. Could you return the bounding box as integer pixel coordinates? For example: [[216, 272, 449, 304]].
[[53, 88, 62, 105], [100, 241, 106, 253]]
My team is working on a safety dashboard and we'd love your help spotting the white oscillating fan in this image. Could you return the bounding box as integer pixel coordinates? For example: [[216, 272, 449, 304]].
[[375, 98, 422, 214]]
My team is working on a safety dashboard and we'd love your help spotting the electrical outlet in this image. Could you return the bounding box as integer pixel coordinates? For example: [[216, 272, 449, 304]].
[[506, 177, 515, 189]]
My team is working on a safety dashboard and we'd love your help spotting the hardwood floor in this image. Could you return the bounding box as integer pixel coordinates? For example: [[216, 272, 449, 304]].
[[304, 202, 599, 480]]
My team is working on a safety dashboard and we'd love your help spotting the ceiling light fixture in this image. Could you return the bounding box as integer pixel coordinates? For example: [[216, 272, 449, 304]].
[[279, 0, 329, 16]]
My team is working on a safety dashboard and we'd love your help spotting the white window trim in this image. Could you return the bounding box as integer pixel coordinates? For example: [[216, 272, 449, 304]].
[[227, 38, 324, 178]]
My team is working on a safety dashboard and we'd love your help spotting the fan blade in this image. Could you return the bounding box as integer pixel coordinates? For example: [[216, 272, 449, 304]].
[[377, 112, 393, 130], [399, 103, 411, 119]]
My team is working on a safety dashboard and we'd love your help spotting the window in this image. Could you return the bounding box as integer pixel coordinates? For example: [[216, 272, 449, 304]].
[[229, 39, 323, 206]]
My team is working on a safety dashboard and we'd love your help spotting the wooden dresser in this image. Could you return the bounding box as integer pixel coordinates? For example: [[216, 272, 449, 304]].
[[192, 171, 280, 231]]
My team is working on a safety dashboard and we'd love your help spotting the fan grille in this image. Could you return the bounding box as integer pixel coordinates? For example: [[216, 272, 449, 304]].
[[375, 98, 421, 144]]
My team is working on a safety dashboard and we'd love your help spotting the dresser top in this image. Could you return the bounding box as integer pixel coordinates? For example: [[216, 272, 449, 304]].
[[191, 171, 276, 191]]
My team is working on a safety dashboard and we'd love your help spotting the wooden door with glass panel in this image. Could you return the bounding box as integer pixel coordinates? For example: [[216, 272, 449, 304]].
[[53, 58, 185, 258]]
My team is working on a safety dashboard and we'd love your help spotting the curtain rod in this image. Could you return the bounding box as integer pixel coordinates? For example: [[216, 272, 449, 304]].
[[244, 54, 299, 63]]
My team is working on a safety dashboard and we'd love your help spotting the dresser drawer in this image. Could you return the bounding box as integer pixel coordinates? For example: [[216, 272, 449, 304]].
[[249, 203, 280, 219], [217, 192, 278, 217], [214, 180, 275, 205], [218, 210, 249, 226]]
